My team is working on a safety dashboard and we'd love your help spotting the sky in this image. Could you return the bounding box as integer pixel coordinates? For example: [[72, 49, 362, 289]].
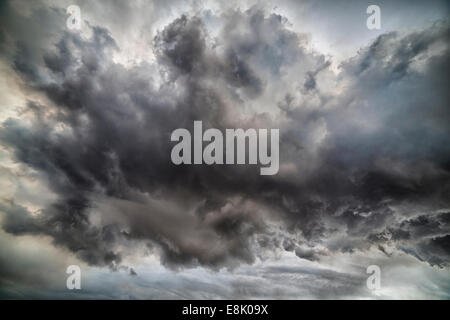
[[0, 0, 449, 299]]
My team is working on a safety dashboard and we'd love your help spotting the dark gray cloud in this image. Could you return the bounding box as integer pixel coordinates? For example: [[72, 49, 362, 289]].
[[0, 0, 449, 281]]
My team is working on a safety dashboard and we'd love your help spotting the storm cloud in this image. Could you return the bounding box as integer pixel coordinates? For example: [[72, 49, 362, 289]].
[[0, 0, 449, 298]]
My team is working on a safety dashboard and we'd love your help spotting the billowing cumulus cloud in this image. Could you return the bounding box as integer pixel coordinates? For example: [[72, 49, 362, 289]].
[[0, 0, 449, 299]]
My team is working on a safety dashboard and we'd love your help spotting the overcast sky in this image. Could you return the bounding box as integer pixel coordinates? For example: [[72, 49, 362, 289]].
[[0, 0, 449, 299]]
